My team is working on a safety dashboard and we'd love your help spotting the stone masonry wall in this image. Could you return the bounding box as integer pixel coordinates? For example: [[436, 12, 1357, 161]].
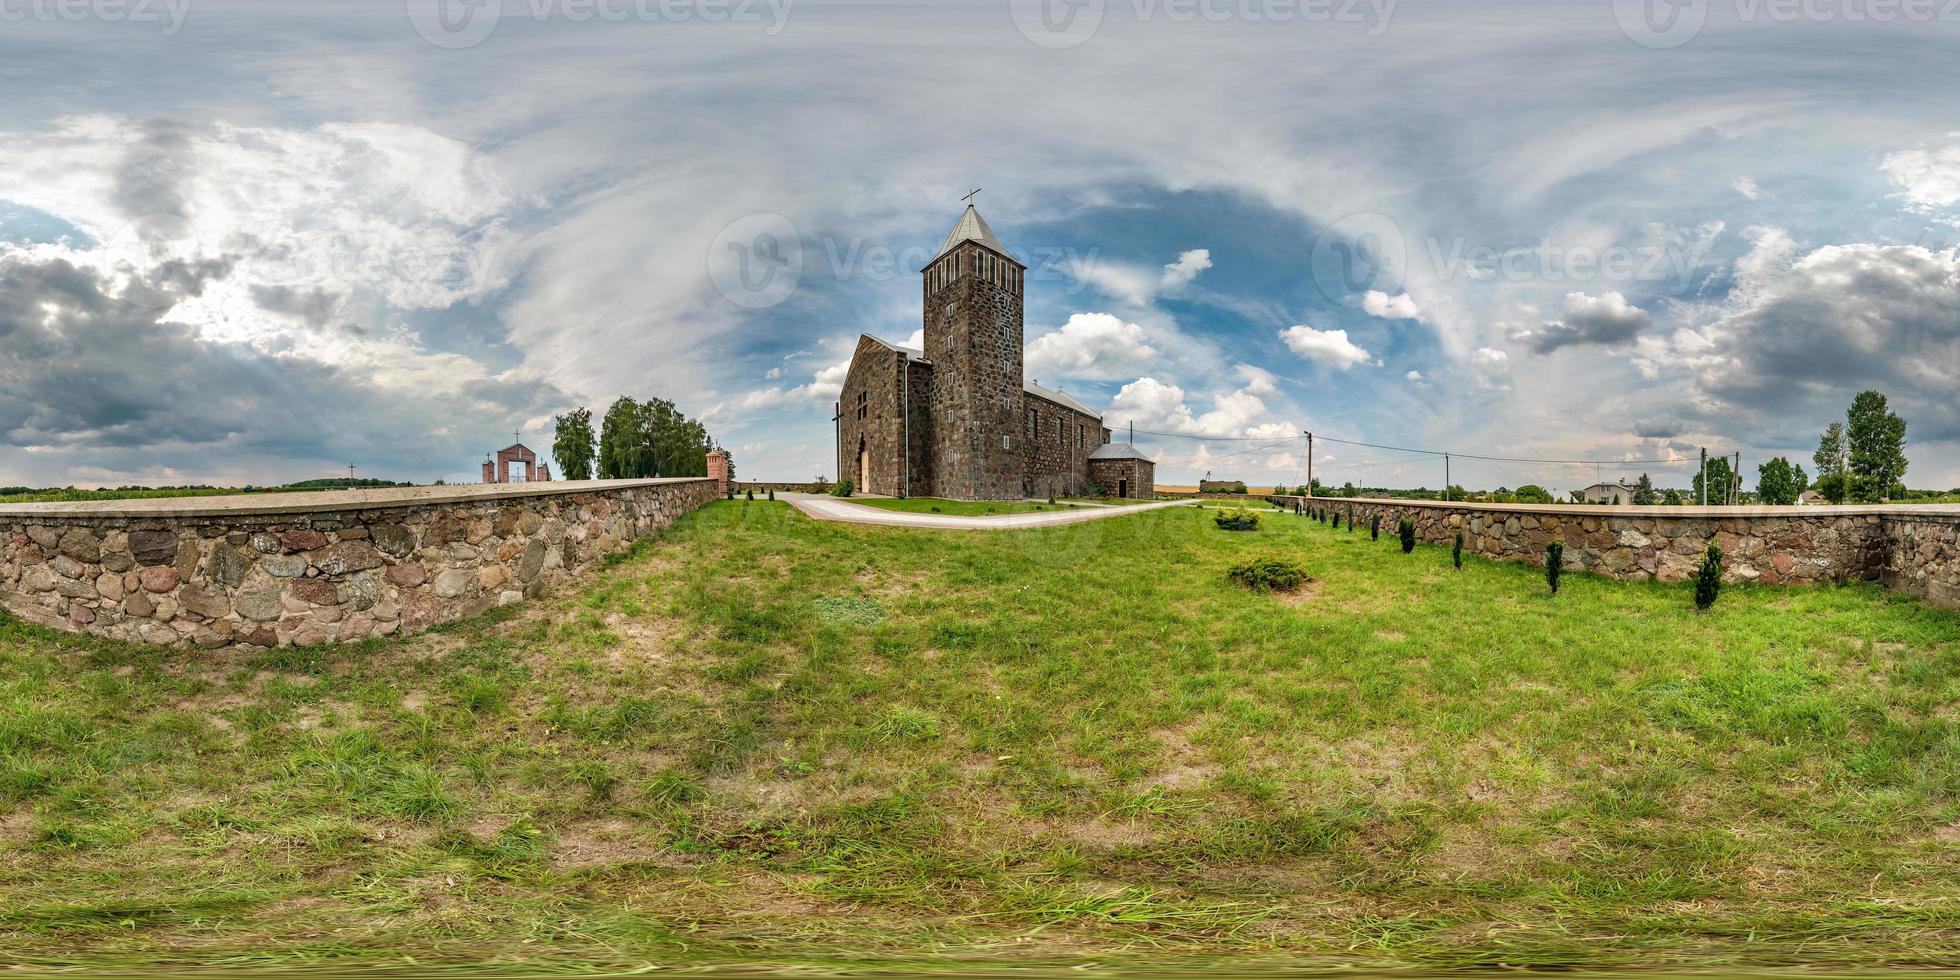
[[1881, 511, 1960, 610], [927, 241, 1025, 500], [1023, 394, 1102, 498], [1286, 496, 1887, 585], [1, 478, 717, 648], [1268, 496, 1960, 611], [838, 337, 907, 496]]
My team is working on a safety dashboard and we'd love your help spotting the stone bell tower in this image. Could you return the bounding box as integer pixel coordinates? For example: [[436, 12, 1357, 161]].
[[922, 202, 1027, 500]]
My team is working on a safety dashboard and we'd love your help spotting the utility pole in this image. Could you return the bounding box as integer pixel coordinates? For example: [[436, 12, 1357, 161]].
[[347, 464, 357, 482], [1699, 447, 1707, 506], [1444, 453, 1451, 501], [1304, 431, 1314, 497], [1733, 451, 1742, 505], [1128, 420, 1134, 445]]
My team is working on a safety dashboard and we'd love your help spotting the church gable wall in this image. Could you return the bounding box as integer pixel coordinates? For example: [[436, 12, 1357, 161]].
[[838, 338, 908, 496]]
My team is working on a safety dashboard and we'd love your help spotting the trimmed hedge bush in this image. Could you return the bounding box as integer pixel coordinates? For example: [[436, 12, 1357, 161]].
[[1398, 517, 1416, 554], [1227, 556, 1310, 593], [832, 478, 854, 498], [1696, 543, 1723, 611], [1213, 508, 1261, 531]]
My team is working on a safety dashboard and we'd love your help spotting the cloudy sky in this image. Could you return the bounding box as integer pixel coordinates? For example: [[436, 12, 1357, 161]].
[[2, 0, 1958, 493]]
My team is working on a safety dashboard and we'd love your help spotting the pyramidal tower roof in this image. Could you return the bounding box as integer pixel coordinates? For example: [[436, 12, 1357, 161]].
[[936, 204, 1015, 263]]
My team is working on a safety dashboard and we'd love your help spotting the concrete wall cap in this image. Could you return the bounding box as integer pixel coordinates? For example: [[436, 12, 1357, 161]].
[[0, 478, 713, 519], [1287, 495, 1960, 520]]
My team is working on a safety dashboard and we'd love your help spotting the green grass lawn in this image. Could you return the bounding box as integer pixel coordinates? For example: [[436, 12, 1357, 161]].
[[843, 497, 1069, 515], [5, 500, 1960, 971]]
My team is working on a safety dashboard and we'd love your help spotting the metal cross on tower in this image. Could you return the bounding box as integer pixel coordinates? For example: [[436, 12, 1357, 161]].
[[961, 187, 982, 205]]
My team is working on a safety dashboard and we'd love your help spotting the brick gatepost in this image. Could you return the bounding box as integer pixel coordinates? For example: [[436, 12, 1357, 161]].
[[706, 449, 731, 496]]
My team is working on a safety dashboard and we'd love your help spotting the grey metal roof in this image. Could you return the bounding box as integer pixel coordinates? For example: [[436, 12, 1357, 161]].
[[1023, 379, 1098, 418], [1089, 442, 1154, 463], [936, 205, 1016, 263]]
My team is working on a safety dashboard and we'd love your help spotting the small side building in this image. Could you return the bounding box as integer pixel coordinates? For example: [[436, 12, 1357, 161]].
[[1088, 442, 1155, 499], [1577, 481, 1636, 504]]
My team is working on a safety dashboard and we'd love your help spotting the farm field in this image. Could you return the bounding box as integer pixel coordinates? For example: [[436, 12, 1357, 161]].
[[4, 500, 1960, 973]]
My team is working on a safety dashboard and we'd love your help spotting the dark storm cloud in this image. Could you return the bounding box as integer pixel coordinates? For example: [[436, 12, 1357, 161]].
[[1632, 416, 1686, 439], [1530, 292, 1652, 354], [1699, 244, 1960, 442], [249, 284, 344, 328], [0, 249, 564, 469]]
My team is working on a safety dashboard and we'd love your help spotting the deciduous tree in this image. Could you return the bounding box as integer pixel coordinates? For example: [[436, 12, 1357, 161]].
[[1846, 389, 1908, 502], [1813, 421, 1850, 503], [1755, 456, 1806, 505], [551, 407, 596, 481]]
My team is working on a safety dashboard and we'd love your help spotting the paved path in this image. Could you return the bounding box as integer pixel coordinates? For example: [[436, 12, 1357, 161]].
[[781, 494, 1193, 530]]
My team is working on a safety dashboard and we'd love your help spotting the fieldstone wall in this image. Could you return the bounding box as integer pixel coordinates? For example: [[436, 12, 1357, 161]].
[[1881, 512, 1960, 610], [1271, 496, 1960, 610], [1, 478, 717, 648]]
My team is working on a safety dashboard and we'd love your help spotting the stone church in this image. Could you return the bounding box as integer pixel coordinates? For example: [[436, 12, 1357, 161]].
[[836, 204, 1155, 501]]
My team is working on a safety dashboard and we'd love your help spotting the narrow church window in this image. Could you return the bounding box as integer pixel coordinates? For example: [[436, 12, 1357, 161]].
[[1027, 408, 1037, 439]]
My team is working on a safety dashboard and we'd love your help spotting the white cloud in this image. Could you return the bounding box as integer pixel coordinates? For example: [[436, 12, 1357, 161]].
[[1025, 312, 1162, 381], [1104, 376, 1286, 438], [1472, 347, 1510, 369], [1733, 176, 1762, 200], [1881, 136, 1960, 210], [1077, 248, 1212, 305], [1405, 369, 1423, 381], [1160, 248, 1213, 290], [1362, 290, 1422, 320], [1279, 324, 1373, 369]]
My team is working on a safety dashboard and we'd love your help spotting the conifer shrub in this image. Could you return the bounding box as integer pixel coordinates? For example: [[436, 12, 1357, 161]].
[[833, 478, 854, 498], [1398, 517, 1416, 553], [1453, 531, 1463, 570], [1331, 511, 1340, 530], [1214, 508, 1261, 531], [745, 489, 754, 500], [1546, 542, 1564, 594], [1227, 556, 1310, 593], [767, 488, 775, 500], [1371, 514, 1381, 540], [1696, 543, 1723, 611]]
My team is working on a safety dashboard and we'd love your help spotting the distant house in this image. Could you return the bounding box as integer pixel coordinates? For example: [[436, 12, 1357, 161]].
[[1798, 489, 1826, 506], [1578, 481, 1637, 504]]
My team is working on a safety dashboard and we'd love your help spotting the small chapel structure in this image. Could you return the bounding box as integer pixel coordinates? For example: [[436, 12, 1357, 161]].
[[835, 202, 1155, 500], [482, 439, 551, 484]]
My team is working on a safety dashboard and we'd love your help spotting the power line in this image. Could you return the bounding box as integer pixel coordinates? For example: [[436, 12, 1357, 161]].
[[1122, 425, 1702, 468]]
